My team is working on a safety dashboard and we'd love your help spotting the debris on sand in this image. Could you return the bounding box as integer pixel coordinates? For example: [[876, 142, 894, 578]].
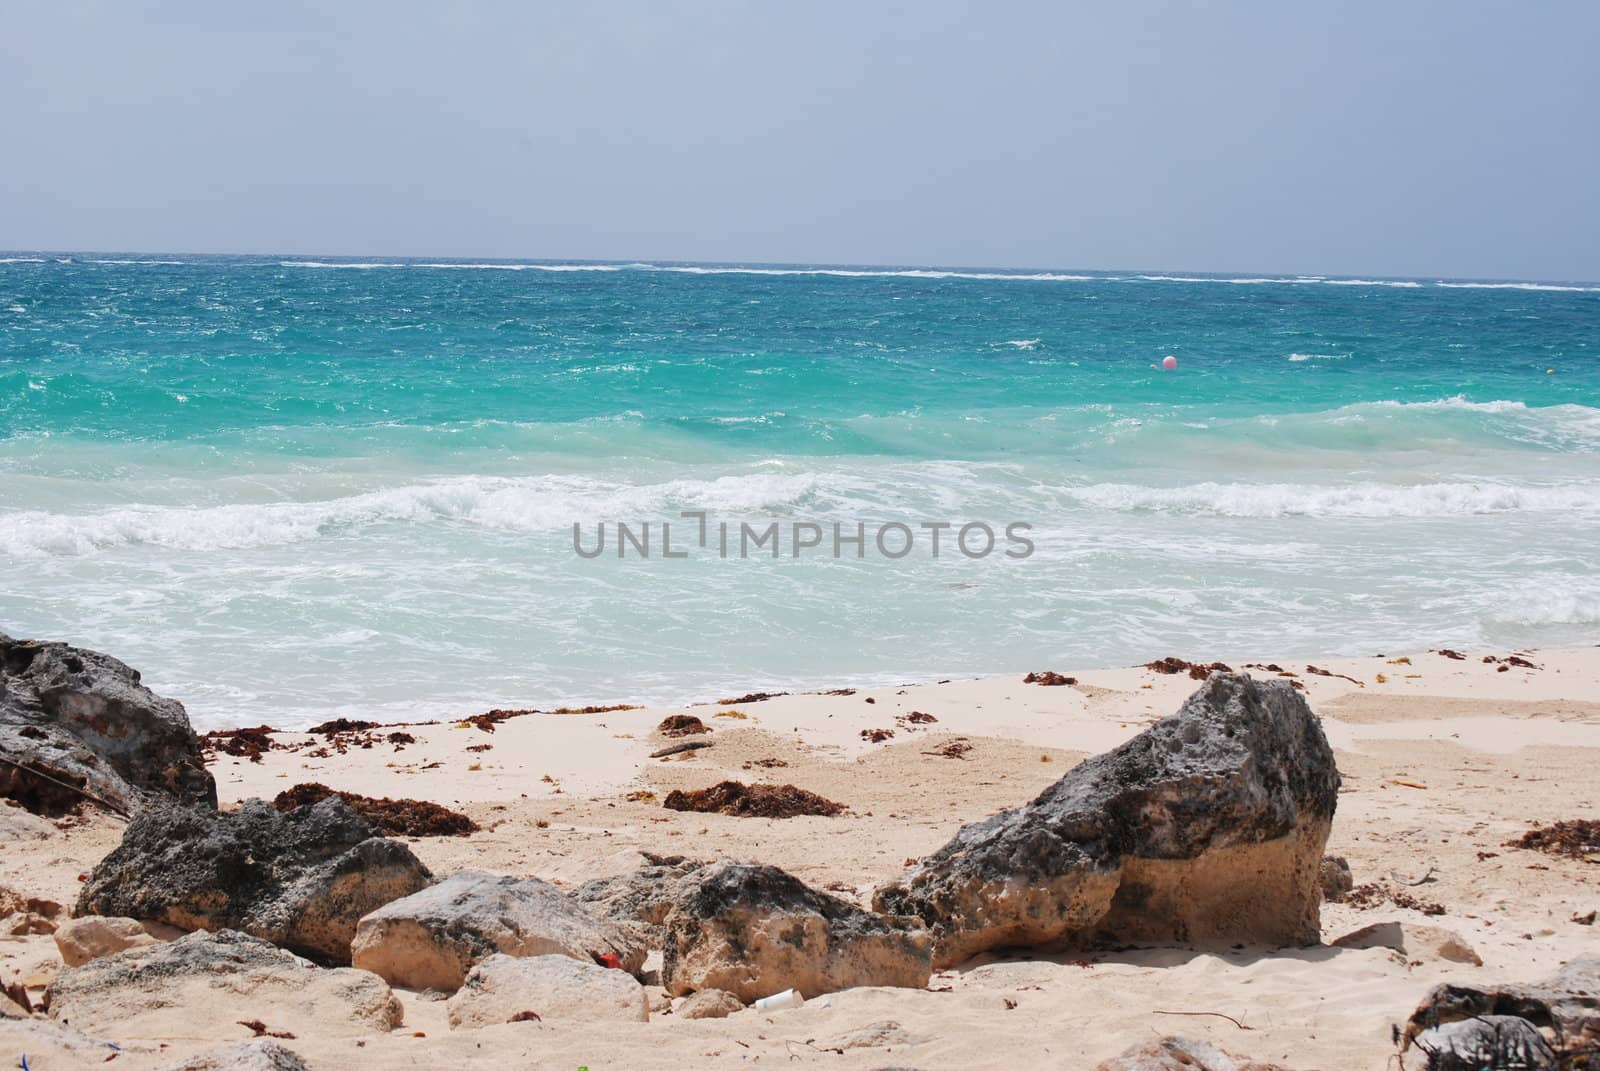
[[650, 741, 713, 759], [904, 711, 938, 724], [1507, 819, 1600, 862], [662, 781, 845, 819], [657, 715, 712, 738], [549, 704, 641, 715], [1143, 657, 1234, 680], [273, 782, 478, 837], [1023, 671, 1076, 686], [1305, 665, 1364, 686], [202, 726, 280, 763], [924, 738, 973, 759], [1344, 882, 1445, 915], [308, 718, 379, 735], [860, 728, 894, 743], [742, 757, 789, 770], [716, 692, 787, 705], [1435, 649, 1466, 660]]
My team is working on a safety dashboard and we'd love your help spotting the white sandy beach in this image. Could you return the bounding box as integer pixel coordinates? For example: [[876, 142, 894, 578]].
[[4, 644, 1598, 1069]]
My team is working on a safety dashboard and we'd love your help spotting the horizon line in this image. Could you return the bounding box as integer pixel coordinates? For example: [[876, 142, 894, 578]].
[[3, 249, 1599, 290]]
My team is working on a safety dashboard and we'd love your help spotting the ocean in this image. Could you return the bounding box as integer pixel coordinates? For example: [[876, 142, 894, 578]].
[[1, 254, 1596, 729]]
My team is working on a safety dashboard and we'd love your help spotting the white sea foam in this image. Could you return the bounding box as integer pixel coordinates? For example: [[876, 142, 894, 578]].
[[1436, 281, 1600, 292], [1287, 352, 1351, 361], [0, 471, 844, 557], [276, 260, 1097, 282], [1003, 339, 1042, 349], [1320, 278, 1423, 288], [1490, 587, 1600, 626], [266, 259, 1600, 291], [0, 257, 46, 264], [1064, 480, 1600, 518]]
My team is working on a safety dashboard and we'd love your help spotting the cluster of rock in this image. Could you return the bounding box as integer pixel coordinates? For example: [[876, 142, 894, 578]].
[[0, 633, 215, 815], [6, 635, 1381, 1065]]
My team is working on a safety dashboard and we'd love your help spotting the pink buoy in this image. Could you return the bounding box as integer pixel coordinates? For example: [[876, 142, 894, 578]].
[[1162, 355, 1178, 370]]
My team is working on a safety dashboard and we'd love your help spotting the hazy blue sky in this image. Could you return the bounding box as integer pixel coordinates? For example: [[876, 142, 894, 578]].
[[4, 1, 1597, 280]]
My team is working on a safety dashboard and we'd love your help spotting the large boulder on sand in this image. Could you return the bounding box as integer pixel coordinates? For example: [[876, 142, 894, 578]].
[[446, 953, 648, 1027], [352, 869, 645, 991], [662, 861, 931, 1002], [874, 673, 1340, 967], [46, 929, 402, 1039], [0, 633, 215, 815], [77, 798, 432, 965]]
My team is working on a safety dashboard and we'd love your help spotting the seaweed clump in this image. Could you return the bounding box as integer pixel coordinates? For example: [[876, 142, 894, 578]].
[[662, 781, 844, 819], [272, 782, 478, 837], [1507, 819, 1600, 862]]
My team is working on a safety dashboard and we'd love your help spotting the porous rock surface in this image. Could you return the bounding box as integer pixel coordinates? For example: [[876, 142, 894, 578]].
[[352, 869, 644, 991], [662, 861, 931, 1002], [874, 673, 1340, 967], [446, 952, 648, 1027], [1407, 1016, 1556, 1071], [570, 852, 707, 945], [45, 929, 403, 1039], [76, 797, 432, 964], [1403, 957, 1600, 1062], [0, 633, 215, 815]]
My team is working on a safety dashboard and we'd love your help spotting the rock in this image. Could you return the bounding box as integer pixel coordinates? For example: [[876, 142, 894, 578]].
[[662, 861, 931, 1003], [46, 929, 402, 1039], [0, 885, 63, 919], [1403, 957, 1600, 1059], [1319, 855, 1353, 901], [0, 633, 215, 815], [874, 673, 1339, 967], [54, 915, 184, 967], [1407, 1016, 1555, 1071], [0, 885, 64, 936], [446, 953, 648, 1027], [159, 1039, 314, 1071], [351, 869, 644, 991], [0, 988, 27, 1019], [1332, 921, 1481, 965], [676, 987, 744, 1019], [570, 853, 707, 945], [2, 911, 55, 936], [1094, 1037, 1294, 1070], [76, 798, 432, 965]]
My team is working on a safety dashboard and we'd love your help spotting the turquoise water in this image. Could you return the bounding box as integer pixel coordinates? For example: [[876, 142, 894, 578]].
[[2, 254, 1597, 728]]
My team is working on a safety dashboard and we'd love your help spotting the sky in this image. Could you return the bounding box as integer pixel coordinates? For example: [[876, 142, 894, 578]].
[[3, 1, 1598, 281]]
